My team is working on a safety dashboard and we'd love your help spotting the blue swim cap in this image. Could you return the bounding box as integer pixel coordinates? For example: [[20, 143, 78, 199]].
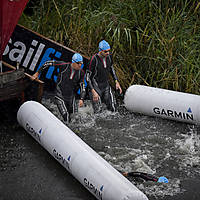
[[99, 40, 110, 51], [72, 53, 83, 63]]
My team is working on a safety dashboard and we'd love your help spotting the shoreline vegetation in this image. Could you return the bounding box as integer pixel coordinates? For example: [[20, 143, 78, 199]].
[[19, 0, 200, 94]]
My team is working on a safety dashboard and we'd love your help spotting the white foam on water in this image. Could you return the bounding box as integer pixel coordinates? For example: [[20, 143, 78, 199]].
[[41, 97, 200, 199], [175, 126, 200, 168], [41, 98, 96, 128], [99, 146, 155, 175], [137, 178, 184, 199], [96, 129, 189, 199], [98, 145, 184, 198]]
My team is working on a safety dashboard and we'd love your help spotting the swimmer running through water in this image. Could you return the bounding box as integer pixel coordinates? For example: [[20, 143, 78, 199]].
[[32, 53, 86, 124], [86, 40, 122, 113]]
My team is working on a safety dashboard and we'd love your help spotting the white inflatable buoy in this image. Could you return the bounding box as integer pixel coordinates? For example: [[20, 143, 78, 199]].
[[17, 101, 148, 200], [124, 85, 200, 124]]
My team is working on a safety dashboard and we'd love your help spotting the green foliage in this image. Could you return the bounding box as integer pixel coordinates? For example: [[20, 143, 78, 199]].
[[19, 0, 200, 94]]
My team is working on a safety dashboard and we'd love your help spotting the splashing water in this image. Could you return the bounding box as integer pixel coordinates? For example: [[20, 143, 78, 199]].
[[41, 97, 200, 199]]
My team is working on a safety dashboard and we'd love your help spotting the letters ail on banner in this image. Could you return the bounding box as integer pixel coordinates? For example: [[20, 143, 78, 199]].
[[3, 25, 88, 89]]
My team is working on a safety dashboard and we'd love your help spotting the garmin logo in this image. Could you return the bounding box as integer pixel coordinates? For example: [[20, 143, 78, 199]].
[[52, 149, 70, 170], [153, 107, 194, 121], [25, 123, 41, 141], [84, 178, 103, 200]]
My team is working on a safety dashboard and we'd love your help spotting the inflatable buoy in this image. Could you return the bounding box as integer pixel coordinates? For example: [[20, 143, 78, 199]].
[[17, 101, 148, 200], [124, 85, 200, 124]]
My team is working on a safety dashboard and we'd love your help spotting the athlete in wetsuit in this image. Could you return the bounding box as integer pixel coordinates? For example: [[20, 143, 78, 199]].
[[121, 171, 168, 183], [32, 53, 86, 124], [86, 40, 122, 113]]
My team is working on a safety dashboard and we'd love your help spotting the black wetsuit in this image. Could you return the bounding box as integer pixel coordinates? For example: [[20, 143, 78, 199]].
[[124, 172, 158, 182], [38, 60, 86, 123], [86, 53, 118, 113]]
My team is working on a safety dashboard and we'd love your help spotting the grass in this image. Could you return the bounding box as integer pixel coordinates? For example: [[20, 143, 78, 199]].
[[19, 0, 200, 94]]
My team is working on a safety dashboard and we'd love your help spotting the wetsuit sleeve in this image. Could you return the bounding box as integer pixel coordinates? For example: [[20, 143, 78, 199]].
[[127, 172, 158, 182], [109, 55, 119, 81], [37, 60, 55, 74], [86, 56, 96, 90], [37, 60, 67, 74], [79, 70, 86, 100]]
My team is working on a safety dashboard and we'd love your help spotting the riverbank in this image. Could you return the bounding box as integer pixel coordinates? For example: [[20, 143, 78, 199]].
[[19, 0, 200, 94]]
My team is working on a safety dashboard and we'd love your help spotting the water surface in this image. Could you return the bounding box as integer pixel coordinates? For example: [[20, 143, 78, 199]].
[[0, 98, 199, 200]]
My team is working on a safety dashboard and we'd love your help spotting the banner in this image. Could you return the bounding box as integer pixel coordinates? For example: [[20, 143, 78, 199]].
[[0, 0, 29, 60], [2, 24, 89, 90]]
